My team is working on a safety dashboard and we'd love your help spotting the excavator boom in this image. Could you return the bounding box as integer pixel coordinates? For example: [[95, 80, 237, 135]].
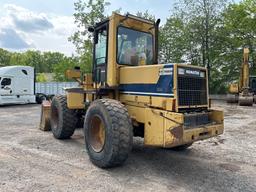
[[227, 48, 254, 106]]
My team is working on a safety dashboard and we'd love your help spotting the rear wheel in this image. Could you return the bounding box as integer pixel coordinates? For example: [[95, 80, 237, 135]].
[[84, 99, 133, 168], [50, 95, 77, 139]]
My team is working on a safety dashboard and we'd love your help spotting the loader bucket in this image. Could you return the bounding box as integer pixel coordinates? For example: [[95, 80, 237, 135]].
[[238, 95, 254, 106], [39, 100, 51, 131]]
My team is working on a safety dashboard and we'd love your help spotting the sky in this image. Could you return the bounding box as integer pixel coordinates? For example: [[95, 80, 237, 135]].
[[0, 0, 174, 56], [0, 0, 240, 56]]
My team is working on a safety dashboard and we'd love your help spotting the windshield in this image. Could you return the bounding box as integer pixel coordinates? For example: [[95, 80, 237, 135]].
[[117, 27, 153, 66]]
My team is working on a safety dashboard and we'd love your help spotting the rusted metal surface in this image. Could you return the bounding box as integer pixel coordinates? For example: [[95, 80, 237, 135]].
[[170, 126, 183, 140], [39, 100, 51, 131]]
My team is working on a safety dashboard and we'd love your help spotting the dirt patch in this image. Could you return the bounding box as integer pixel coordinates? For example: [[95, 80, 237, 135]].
[[0, 102, 256, 192]]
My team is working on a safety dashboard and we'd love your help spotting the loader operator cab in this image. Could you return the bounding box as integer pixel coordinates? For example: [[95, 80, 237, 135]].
[[90, 13, 160, 85]]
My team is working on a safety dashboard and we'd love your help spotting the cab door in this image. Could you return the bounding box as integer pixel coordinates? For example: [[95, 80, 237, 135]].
[[0, 77, 13, 95], [93, 22, 109, 85]]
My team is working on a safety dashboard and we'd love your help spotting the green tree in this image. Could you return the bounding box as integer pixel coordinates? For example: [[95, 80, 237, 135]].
[[9, 52, 26, 66], [41, 52, 66, 73], [160, 0, 231, 93], [36, 73, 47, 82], [0, 48, 79, 81], [69, 0, 110, 74], [53, 56, 79, 81], [222, 0, 256, 75], [159, 17, 189, 63], [0, 48, 11, 67]]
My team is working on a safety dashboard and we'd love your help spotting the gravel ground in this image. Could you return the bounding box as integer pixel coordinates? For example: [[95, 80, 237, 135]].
[[0, 101, 255, 192]]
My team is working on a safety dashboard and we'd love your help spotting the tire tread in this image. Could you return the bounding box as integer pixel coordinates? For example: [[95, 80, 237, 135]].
[[51, 95, 77, 139]]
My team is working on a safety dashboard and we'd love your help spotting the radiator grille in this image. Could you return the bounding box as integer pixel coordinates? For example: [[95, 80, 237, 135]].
[[177, 68, 207, 107]]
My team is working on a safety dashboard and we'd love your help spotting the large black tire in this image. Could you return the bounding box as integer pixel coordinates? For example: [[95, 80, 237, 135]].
[[36, 93, 47, 104], [84, 99, 133, 168], [50, 95, 77, 139]]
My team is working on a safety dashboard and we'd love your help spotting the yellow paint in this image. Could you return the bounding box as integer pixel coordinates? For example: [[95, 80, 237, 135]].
[[106, 12, 156, 87], [83, 74, 93, 90], [119, 94, 176, 111], [173, 64, 178, 112], [65, 69, 81, 79], [228, 48, 252, 95], [228, 83, 239, 94], [164, 112, 184, 147], [144, 108, 165, 146], [119, 65, 163, 84], [209, 110, 224, 124], [125, 105, 146, 123], [67, 92, 84, 109], [182, 124, 224, 145], [124, 102, 224, 148]]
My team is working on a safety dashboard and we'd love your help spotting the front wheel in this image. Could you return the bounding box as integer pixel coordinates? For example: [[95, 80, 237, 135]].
[[50, 95, 77, 139], [84, 99, 133, 168]]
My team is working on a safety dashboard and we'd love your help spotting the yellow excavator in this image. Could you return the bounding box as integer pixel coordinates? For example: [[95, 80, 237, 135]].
[[227, 48, 256, 106]]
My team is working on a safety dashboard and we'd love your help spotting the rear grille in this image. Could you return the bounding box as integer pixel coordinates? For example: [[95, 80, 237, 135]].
[[177, 68, 207, 107]]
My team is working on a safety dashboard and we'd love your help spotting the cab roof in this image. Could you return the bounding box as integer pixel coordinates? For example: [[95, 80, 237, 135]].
[[0, 66, 34, 76]]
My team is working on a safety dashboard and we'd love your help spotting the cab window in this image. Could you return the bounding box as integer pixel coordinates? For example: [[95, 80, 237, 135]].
[[117, 27, 153, 66], [1, 78, 11, 88], [95, 29, 107, 65], [22, 69, 28, 75]]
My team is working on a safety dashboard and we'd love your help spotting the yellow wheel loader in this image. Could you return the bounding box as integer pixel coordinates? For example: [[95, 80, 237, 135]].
[[227, 48, 256, 106], [40, 13, 224, 168]]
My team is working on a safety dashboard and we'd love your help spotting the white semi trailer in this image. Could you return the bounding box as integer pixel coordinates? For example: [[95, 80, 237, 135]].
[[0, 66, 78, 105]]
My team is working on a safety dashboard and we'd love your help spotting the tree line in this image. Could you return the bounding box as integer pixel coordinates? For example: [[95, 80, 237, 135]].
[[0, 0, 255, 93], [0, 48, 90, 81], [160, 0, 256, 93]]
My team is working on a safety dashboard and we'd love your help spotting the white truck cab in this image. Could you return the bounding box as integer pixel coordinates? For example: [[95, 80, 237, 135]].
[[0, 66, 36, 105]]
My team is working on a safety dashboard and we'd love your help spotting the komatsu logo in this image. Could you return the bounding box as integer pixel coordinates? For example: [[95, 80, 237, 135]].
[[178, 68, 202, 77], [185, 69, 200, 76]]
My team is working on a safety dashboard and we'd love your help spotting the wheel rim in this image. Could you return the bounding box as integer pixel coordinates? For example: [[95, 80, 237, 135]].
[[51, 105, 59, 129], [89, 115, 106, 153]]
